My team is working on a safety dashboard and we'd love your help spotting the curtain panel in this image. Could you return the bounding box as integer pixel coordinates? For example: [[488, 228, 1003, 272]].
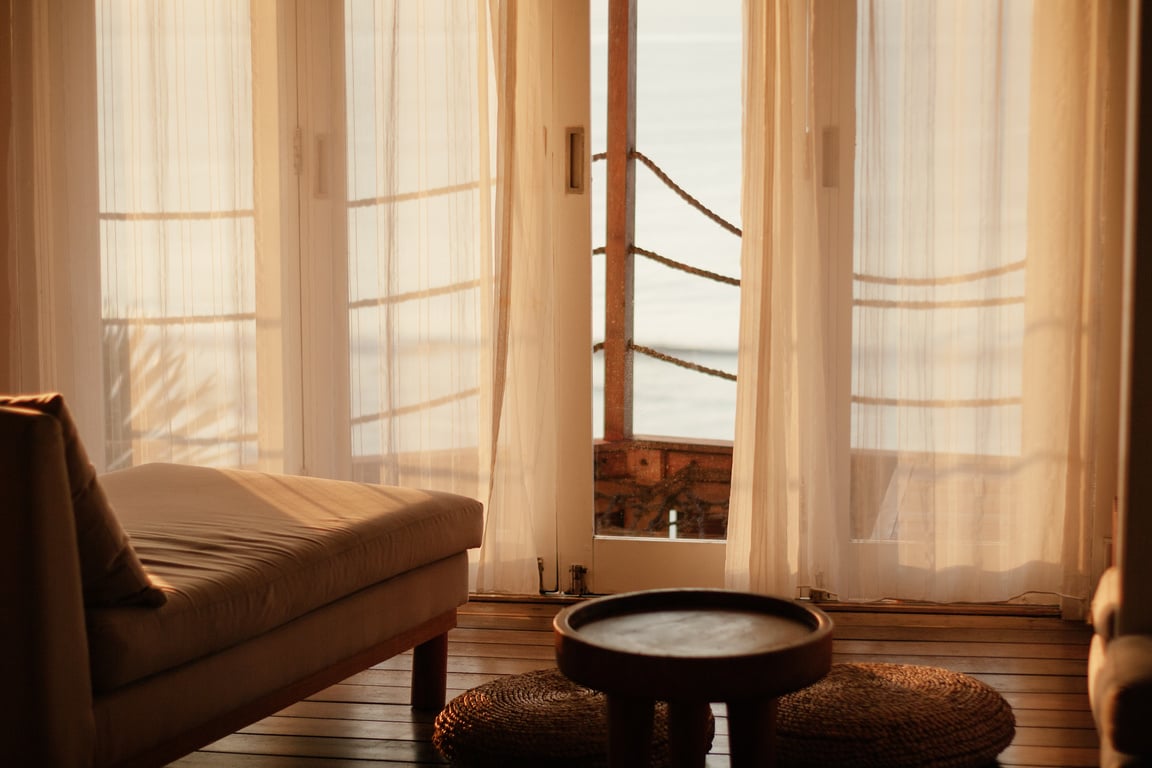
[[475, 0, 565, 595], [2, 0, 577, 595], [2, 0, 104, 461], [728, 0, 1127, 614], [726, 0, 842, 599]]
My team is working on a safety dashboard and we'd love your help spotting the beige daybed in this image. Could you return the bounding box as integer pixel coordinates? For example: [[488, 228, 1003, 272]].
[[0, 394, 484, 768]]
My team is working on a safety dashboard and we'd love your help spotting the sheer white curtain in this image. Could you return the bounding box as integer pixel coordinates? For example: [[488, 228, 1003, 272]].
[[342, 0, 566, 594], [96, 1, 257, 470], [725, 0, 842, 599], [473, 0, 561, 594], [3, 0, 573, 594], [727, 0, 1126, 611], [1, 0, 104, 458]]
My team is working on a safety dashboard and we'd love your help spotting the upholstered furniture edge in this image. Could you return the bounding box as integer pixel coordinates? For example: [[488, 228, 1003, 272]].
[[1, 405, 97, 767], [1089, 565, 1152, 767]]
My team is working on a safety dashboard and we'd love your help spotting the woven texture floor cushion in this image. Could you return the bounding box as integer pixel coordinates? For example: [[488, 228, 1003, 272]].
[[433, 667, 714, 767], [777, 662, 1016, 768]]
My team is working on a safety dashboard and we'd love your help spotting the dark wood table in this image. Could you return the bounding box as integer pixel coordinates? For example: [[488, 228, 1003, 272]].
[[553, 588, 833, 768]]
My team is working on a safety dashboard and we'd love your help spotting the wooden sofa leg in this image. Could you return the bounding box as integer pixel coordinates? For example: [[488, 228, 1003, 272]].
[[411, 631, 449, 710]]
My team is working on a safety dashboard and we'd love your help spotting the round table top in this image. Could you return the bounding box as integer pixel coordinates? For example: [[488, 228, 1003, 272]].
[[554, 588, 833, 701]]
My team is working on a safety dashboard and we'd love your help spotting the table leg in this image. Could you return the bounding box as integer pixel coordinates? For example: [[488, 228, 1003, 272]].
[[667, 700, 712, 768], [726, 697, 778, 768], [606, 694, 655, 768]]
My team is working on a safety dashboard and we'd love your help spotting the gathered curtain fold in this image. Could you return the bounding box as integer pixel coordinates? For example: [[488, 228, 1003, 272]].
[[727, 0, 1127, 614], [2, 0, 574, 595], [2, 0, 104, 460], [726, 0, 842, 598], [475, 0, 564, 595]]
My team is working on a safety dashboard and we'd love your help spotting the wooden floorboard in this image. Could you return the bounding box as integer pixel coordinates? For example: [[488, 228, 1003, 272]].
[[171, 599, 1099, 767]]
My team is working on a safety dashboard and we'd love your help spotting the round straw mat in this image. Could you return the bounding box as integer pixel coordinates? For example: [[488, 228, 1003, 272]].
[[776, 662, 1016, 768], [432, 667, 714, 767]]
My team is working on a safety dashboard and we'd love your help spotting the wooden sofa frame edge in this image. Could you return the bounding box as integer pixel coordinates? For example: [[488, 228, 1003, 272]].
[[110, 608, 457, 768]]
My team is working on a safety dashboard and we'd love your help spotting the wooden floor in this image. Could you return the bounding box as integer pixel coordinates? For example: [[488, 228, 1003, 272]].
[[172, 598, 1098, 767]]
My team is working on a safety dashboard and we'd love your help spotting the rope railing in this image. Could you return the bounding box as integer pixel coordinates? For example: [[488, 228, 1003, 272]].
[[632, 343, 737, 381], [593, 340, 738, 382], [632, 245, 740, 287], [592, 245, 739, 287], [593, 150, 742, 237], [854, 260, 1026, 286], [592, 149, 740, 383], [591, 148, 1028, 389]]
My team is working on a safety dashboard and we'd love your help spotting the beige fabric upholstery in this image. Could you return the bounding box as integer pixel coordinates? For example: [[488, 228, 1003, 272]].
[[0, 394, 163, 607], [1089, 566, 1152, 766], [4, 398, 482, 768], [92, 553, 468, 767], [1093, 635, 1152, 757], [1092, 565, 1121, 642], [0, 406, 96, 768], [92, 462, 483, 692]]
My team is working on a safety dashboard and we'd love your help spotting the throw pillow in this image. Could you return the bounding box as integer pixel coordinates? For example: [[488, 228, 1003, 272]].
[[0, 393, 165, 608]]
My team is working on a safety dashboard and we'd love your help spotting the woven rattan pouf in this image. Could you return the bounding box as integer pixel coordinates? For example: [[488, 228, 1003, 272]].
[[776, 662, 1016, 768], [432, 667, 714, 767]]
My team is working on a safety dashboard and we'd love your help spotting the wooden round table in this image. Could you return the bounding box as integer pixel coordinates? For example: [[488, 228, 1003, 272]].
[[553, 588, 833, 768]]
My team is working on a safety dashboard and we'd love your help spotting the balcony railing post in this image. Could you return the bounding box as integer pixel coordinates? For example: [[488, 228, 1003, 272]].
[[604, 0, 637, 441]]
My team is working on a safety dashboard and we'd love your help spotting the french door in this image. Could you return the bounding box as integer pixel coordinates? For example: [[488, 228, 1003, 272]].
[[96, 0, 593, 593]]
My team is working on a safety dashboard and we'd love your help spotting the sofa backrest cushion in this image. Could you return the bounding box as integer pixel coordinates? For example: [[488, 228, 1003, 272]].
[[0, 393, 165, 608]]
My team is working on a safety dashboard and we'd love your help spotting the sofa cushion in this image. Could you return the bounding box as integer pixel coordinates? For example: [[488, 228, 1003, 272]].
[[89, 463, 484, 692], [1092, 566, 1121, 642], [0, 393, 165, 608]]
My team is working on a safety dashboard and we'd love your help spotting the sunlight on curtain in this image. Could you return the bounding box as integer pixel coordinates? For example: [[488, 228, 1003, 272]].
[[728, 0, 1125, 610], [85, 0, 569, 593], [96, 0, 256, 470], [847, 1, 1046, 602], [726, 0, 840, 598], [3, 0, 103, 454], [343, 0, 554, 593], [474, 0, 563, 595], [344, 0, 489, 496]]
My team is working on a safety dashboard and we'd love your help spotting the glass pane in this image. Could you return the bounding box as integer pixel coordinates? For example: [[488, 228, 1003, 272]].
[[851, 0, 1031, 460], [97, 0, 257, 468], [344, 0, 489, 489], [849, 0, 1035, 545]]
